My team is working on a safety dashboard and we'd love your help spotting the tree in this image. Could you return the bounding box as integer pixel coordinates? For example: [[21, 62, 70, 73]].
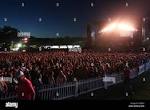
[[0, 26, 19, 43]]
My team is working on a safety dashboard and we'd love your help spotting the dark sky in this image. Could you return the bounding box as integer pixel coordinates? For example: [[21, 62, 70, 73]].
[[0, 0, 149, 38]]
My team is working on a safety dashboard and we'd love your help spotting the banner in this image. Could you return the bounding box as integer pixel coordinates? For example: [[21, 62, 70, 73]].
[[103, 76, 116, 84], [138, 64, 145, 75]]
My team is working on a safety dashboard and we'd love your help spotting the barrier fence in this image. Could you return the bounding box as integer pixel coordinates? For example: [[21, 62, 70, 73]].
[[1, 61, 150, 100]]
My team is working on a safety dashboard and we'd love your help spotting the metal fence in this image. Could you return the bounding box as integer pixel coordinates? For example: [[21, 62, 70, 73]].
[[1, 61, 150, 100], [38, 82, 76, 100]]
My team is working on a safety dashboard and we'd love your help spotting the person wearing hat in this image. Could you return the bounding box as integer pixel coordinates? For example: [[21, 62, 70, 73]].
[[15, 70, 35, 100]]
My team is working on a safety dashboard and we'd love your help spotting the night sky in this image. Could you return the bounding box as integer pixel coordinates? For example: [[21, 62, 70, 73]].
[[0, 0, 149, 38]]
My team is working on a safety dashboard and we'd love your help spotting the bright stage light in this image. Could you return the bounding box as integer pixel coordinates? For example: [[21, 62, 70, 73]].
[[117, 23, 136, 31], [101, 22, 117, 32], [100, 21, 137, 33]]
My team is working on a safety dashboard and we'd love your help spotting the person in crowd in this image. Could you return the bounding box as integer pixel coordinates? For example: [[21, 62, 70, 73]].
[[15, 70, 35, 100]]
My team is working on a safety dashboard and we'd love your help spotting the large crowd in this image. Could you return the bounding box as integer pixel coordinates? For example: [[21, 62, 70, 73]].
[[0, 51, 150, 98]]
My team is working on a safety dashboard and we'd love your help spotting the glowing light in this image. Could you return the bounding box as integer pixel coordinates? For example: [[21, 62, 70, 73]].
[[117, 23, 136, 31], [100, 21, 137, 33], [101, 22, 117, 32], [60, 45, 67, 49], [51, 46, 59, 49], [17, 43, 22, 48]]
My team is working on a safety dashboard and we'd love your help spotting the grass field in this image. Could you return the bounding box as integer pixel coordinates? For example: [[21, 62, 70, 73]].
[[71, 70, 150, 100]]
